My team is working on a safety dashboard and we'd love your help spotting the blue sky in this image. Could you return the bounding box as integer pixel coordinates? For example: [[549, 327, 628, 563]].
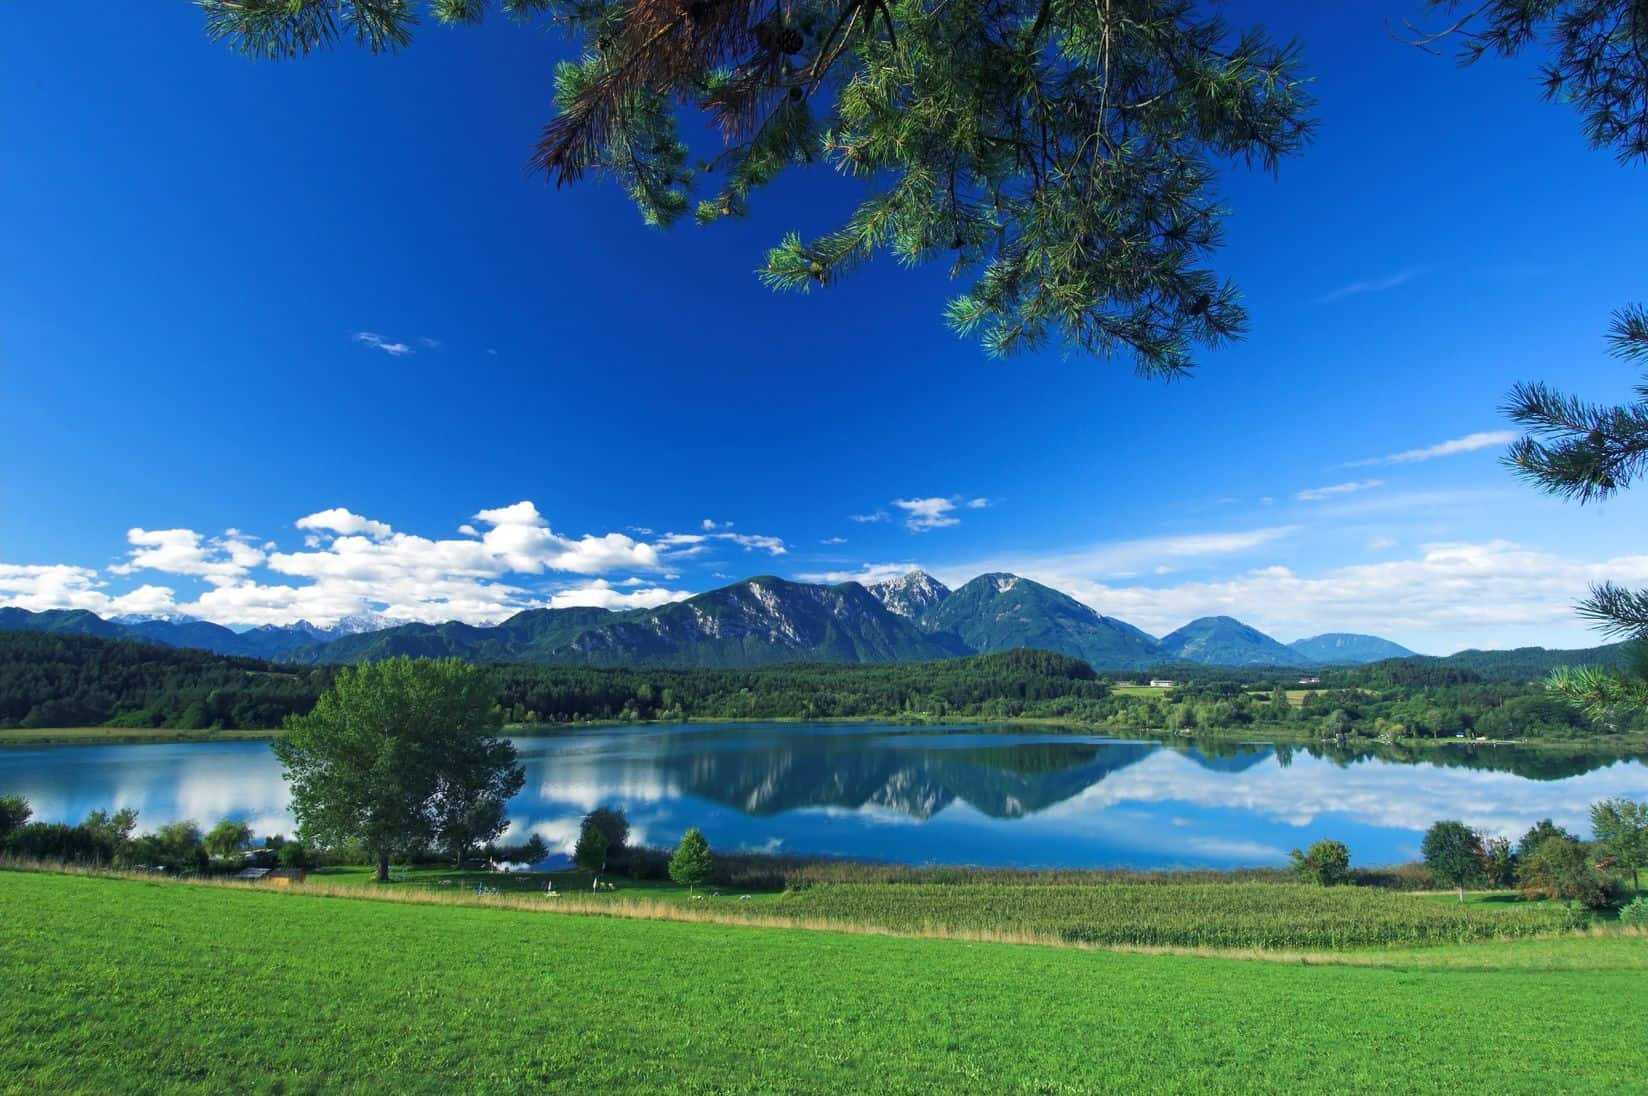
[[3, 3, 1646, 653]]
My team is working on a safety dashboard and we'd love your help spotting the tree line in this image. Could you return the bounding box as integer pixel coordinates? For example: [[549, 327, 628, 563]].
[[5, 630, 1645, 742]]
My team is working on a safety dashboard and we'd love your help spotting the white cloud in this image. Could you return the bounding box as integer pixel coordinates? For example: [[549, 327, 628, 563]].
[[0, 564, 181, 618], [966, 497, 990, 509], [4, 501, 711, 628], [820, 536, 848, 545], [1297, 479, 1383, 502], [111, 528, 263, 583], [295, 507, 393, 541], [0, 563, 112, 612], [1344, 431, 1517, 468], [797, 562, 924, 585], [849, 511, 888, 524], [658, 530, 786, 556], [547, 580, 691, 611], [701, 519, 732, 531], [1045, 539, 1648, 651], [893, 497, 960, 532], [946, 526, 1298, 587], [1318, 267, 1423, 303], [352, 331, 414, 356], [1366, 536, 1397, 552]]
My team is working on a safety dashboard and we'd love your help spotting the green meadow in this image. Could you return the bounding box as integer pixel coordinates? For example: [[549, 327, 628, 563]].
[[3, 869, 1645, 1093]]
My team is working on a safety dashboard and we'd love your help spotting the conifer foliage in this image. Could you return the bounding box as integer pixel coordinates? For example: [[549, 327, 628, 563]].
[[198, 0, 1314, 373]]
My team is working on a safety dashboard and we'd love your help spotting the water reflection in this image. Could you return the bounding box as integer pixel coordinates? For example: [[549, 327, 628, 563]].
[[2, 724, 1645, 869]]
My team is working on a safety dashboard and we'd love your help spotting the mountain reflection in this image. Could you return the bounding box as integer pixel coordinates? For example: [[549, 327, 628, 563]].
[[522, 730, 1269, 821], [4, 726, 1646, 870]]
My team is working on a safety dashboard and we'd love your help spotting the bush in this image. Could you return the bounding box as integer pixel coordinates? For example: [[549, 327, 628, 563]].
[[4, 822, 115, 863], [1519, 836, 1616, 910], [1289, 840, 1351, 886], [1620, 898, 1648, 927], [0, 795, 32, 842], [277, 841, 313, 870]]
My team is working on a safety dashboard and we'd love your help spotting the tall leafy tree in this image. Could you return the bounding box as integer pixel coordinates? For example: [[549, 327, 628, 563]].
[[432, 731, 528, 865], [204, 819, 254, 859], [573, 822, 609, 890], [274, 657, 523, 882], [1421, 819, 1485, 902], [197, 0, 1314, 374], [1589, 796, 1648, 890], [1407, 2, 1648, 711]]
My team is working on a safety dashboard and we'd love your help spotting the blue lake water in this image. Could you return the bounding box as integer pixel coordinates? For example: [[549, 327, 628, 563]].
[[3, 724, 1646, 869]]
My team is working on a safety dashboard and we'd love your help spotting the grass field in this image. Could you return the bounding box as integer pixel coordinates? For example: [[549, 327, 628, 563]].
[[2, 870, 1644, 1093], [303, 865, 1582, 949], [0, 725, 278, 747]]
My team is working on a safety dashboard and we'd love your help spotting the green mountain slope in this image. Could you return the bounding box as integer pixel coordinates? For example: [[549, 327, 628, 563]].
[[1289, 633, 1416, 664], [1158, 617, 1308, 667], [918, 574, 1161, 669], [562, 577, 967, 667]]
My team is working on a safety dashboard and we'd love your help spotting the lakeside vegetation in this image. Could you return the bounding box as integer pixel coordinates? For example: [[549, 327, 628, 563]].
[[6, 632, 1647, 748], [3, 869, 1645, 1093]]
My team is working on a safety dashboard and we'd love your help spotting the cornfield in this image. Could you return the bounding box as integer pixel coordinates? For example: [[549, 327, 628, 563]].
[[773, 882, 1581, 949]]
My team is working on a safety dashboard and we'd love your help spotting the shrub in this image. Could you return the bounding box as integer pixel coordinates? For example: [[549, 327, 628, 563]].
[[0, 795, 32, 842], [1289, 840, 1351, 886], [1519, 836, 1615, 910], [1620, 898, 1648, 927], [4, 822, 115, 863], [277, 841, 313, 870]]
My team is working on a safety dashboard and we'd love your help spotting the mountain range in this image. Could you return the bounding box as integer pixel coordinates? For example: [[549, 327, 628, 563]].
[[1, 570, 1424, 670], [0, 607, 391, 661]]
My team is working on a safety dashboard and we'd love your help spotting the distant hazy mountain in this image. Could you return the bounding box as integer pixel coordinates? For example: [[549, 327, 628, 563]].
[[287, 607, 622, 665], [918, 573, 1162, 669], [0, 606, 394, 659], [865, 570, 952, 619], [1158, 616, 1309, 667], [1289, 633, 1416, 664]]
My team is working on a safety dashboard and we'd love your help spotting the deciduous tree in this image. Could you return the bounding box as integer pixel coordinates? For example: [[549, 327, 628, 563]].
[[205, 819, 254, 860], [1589, 797, 1648, 891], [574, 823, 609, 891], [1421, 819, 1485, 902], [273, 657, 523, 882], [1288, 839, 1351, 886]]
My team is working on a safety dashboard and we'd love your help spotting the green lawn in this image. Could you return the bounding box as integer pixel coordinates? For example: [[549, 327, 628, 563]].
[[2, 870, 1644, 1093]]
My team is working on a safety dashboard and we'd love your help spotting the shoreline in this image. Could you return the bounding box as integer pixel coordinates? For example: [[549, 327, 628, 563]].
[[3, 715, 1646, 756]]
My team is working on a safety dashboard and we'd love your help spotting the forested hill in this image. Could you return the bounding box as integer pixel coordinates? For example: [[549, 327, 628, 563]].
[[0, 631, 1106, 730], [0, 631, 330, 731], [1341, 643, 1635, 685], [2, 630, 1641, 747]]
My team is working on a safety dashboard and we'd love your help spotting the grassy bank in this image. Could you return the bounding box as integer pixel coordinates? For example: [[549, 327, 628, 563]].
[[0, 725, 281, 747], [2, 869, 1644, 1093]]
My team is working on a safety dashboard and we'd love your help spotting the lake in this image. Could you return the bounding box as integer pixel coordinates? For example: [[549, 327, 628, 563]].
[[3, 723, 1646, 869]]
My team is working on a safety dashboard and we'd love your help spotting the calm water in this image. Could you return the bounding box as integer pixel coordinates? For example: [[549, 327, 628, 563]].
[[3, 724, 1646, 869]]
